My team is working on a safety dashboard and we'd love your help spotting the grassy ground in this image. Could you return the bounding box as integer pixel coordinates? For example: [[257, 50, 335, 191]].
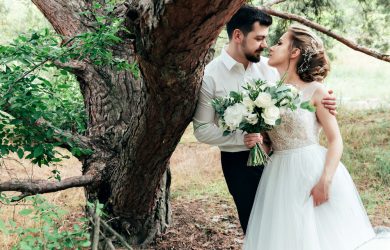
[[325, 44, 390, 108]]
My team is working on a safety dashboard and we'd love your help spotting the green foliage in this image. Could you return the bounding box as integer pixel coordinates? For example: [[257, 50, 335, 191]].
[[264, 0, 344, 58], [0, 194, 91, 249], [0, 1, 139, 170], [240, 0, 389, 58], [354, 0, 390, 52]]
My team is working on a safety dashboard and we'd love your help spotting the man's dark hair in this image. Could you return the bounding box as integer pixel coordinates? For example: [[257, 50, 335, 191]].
[[226, 5, 273, 40]]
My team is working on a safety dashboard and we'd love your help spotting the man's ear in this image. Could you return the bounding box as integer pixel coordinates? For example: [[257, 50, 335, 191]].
[[232, 29, 244, 44], [290, 48, 301, 59]]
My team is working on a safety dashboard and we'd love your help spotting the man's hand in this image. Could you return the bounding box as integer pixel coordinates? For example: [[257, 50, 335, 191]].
[[244, 133, 263, 149], [321, 89, 337, 116]]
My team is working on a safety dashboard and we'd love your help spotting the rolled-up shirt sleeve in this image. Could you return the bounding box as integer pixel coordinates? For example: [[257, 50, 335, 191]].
[[193, 75, 245, 147]]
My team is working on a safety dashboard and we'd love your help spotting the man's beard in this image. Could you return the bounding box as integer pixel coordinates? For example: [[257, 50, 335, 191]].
[[242, 39, 263, 63], [245, 49, 263, 63]]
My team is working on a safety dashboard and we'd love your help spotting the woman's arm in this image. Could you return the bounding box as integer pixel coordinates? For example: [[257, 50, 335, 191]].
[[310, 86, 344, 206]]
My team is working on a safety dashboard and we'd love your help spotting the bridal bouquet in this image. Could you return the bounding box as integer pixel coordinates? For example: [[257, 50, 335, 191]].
[[212, 79, 315, 167]]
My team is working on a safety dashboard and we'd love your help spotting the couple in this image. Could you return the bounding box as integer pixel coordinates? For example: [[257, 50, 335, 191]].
[[193, 5, 375, 250]]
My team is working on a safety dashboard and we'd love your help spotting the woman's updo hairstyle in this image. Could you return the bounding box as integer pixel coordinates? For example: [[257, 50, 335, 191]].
[[288, 25, 330, 82]]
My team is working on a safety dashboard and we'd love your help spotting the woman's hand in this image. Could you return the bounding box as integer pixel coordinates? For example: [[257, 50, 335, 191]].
[[244, 133, 263, 149], [310, 177, 331, 207]]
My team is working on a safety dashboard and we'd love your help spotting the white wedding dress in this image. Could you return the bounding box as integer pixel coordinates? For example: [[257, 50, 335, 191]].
[[243, 82, 375, 250]]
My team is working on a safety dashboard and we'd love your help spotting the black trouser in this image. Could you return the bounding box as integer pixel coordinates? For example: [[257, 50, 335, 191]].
[[221, 150, 264, 234]]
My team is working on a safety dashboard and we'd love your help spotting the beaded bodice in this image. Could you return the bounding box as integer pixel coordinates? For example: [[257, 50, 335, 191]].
[[268, 82, 323, 151]]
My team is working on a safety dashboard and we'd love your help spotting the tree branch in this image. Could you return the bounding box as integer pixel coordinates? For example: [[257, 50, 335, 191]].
[[87, 205, 133, 250], [264, 0, 287, 7], [0, 175, 94, 194], [91, 204, 101, 250], [32, 0, 89, 37], [35, 117, 91, 150], [53, 60, 87, 72], [259, 6, 390, 63]]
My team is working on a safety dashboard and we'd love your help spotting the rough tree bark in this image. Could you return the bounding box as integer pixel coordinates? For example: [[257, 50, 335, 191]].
[[30, 0, 246, 246]]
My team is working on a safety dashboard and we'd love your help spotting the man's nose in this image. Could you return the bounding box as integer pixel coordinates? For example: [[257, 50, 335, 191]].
[[261, 40, 268, 48]]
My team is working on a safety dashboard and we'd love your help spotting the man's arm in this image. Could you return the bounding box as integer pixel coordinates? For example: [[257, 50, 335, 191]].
[[193, 76, 245, 147], [322, 89, 337, 116]]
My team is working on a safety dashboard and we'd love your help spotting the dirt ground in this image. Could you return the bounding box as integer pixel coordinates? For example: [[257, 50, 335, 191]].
[[151, 198, 244, 250]]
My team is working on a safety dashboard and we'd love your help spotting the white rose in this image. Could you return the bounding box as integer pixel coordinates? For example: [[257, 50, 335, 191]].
[[254, 92, 276, 108], [261, 106, 280, 126], [224, 103, 247, 130], [287, 85, 299, 97], [245, 113, 258, 125], [242, 97, 255, 112]]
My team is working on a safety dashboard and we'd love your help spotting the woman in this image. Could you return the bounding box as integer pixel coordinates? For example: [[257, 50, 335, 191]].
[[243, 25, 375, 250]]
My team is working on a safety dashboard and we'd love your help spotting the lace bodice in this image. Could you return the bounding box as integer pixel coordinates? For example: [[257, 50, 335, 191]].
[[268, 82, 324, 151]]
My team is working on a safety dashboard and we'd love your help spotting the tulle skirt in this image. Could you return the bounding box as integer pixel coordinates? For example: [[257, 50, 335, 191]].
[[243, 144, 375, 250]]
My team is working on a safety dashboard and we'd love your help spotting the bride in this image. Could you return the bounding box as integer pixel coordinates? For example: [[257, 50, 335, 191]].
[[243, 25, 375, 250]]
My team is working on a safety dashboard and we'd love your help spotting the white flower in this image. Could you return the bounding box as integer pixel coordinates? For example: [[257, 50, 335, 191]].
[[287, 85, 299, 97], [224, 103, 248, 130], [242, 96, 255, 112], [259, 82, 275, 91], [261, 106, 280, 125], [254, 92, 276, 108], [245, 113, 258, 125], [279, 98, 290, 106], [247, 80, 257, 89]]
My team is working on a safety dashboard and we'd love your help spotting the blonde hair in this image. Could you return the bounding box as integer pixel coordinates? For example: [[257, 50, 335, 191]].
[[288, 24, 330, 82]]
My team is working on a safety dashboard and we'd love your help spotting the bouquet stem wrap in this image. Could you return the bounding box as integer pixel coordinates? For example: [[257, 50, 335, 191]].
[[247, 142, 270, 167]]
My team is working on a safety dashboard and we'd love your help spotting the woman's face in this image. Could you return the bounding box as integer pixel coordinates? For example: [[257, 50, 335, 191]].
[[268, 32, 292, 68]]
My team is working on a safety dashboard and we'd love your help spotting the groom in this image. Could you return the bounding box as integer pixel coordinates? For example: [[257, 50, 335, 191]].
[[193, 5, 337, 234]]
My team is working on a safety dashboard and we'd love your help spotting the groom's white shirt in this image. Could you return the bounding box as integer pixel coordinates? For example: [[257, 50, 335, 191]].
[[193, 48, 280, 152]]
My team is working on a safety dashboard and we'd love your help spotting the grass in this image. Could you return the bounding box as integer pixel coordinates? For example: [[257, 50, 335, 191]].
[[333, 109, 390, 223], [320, 44, 390, 108]]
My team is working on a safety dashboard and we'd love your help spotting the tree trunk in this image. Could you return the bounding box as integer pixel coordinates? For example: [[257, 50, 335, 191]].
[[32, 0, 245, 246]]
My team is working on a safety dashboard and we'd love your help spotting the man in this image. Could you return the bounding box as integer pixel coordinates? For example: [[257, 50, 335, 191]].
[[193, 5, 337, 234]]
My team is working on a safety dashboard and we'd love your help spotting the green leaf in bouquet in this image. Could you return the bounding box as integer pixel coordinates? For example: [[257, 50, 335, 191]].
[[254, 79, 267, 86], [223, 131, 231, 136], [275, 118, 281, 126], [289, 103, 298, 111], [268, 86, 277, 96], [229, 91, 242, 101], [239, 122, 249, 131], [300, 101, 316, 112], [275, 85, 290, 93]]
